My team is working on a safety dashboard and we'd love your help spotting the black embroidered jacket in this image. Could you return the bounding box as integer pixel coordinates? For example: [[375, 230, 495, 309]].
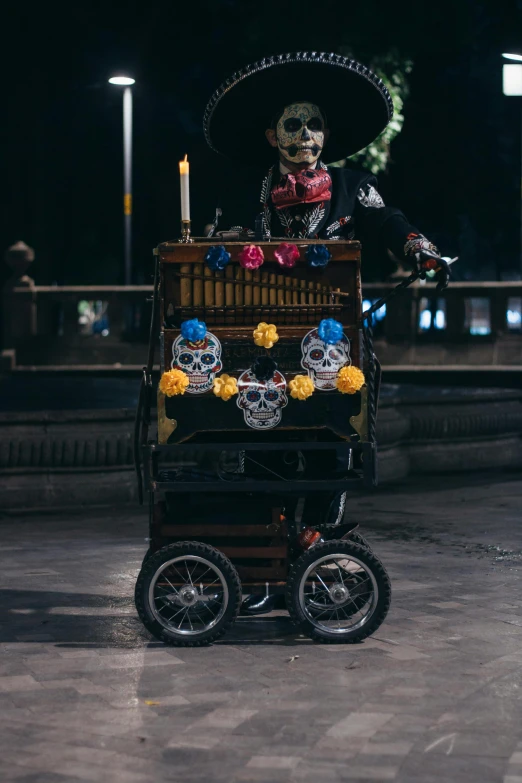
[[260, 162, 428, 261]]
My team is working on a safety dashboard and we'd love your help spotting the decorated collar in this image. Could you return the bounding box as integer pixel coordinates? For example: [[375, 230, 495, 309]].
[[271, 169, 332, 210], [260, 161, 331, 239]]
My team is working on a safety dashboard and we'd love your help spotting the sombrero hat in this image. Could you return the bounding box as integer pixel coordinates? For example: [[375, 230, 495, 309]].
[[203, 52, 393, 164]]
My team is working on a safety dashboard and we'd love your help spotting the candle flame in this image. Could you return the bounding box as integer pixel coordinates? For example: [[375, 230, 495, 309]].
[[184, 154, 187, 161]]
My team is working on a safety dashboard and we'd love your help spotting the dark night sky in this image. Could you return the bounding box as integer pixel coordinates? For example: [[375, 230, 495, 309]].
[[3, 0, 522, 284]]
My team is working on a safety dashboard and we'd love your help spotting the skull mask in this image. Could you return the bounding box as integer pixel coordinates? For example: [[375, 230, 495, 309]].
[[276, 102, 326, 165], [237, 369, 288, 429], [301, 328, 351, 391], [171, 332, 222, 394]]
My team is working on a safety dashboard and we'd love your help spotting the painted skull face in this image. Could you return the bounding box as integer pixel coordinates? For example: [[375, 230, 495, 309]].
[[301, 328, 351, 390], [171, 332, 222, 394], [276, 102, 325, 165], [237, 370, 288, 429]]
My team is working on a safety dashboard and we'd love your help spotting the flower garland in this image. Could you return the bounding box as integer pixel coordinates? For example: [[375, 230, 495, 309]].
[[253, 322, 279, 349], [213, 374, 238, 401], [274, 242, 300, 268], [204, 245, 231, 271], [306, 244, 332, 268], [180, 318, 206, 342], [159, 369, 190, 397], [289, 374, 314, 400], [336, 366, 365, 394], [318, 318, 343, 345], [239, 244, 264, 270], [251, 355, 277, 381]]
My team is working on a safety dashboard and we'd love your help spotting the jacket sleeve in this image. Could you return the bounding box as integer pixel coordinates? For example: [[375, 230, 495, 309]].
[[353, 174, 425, 262]]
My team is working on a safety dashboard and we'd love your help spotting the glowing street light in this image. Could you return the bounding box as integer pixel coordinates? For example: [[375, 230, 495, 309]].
[[108, 75, 135, 285], [108, 76, 136, 86], [502, 53, 522, 276]]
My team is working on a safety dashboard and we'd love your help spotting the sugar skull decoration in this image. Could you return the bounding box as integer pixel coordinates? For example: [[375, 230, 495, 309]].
[[266, 102, 327, 166], [171, 320, 222, 394], [237, 369, 288, 429], [301, 327, 351, 391]]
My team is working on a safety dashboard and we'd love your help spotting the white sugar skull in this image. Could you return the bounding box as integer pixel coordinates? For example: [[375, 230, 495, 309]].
[[171, 332, 222, 394], [301, 328, 351, 390], [266, 102, 326, 165], [237, 370, 288, 429]]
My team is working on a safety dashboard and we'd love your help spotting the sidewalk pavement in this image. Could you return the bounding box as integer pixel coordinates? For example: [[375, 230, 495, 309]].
[[1, 472, 521, 783]]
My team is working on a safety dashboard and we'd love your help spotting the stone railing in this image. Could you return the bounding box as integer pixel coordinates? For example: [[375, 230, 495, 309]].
[[1, 281, 153, 371], [364, 280, 522, 371], [1, 271, 521, 372]]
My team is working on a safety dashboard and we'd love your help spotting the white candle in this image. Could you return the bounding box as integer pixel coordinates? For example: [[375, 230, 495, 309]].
[[179, 154, 190, 221]]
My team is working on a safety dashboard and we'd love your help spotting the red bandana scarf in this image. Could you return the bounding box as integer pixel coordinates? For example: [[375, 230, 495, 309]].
[[271, 168, 332, 210]]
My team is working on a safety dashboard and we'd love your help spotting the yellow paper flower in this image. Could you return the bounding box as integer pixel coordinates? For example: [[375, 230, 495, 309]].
[[213, 374, 238, 401], [289, 374, 315, 401], [159, 368, 190, 397], [336, 365, 365, 394], [253, 322, 279, 349]]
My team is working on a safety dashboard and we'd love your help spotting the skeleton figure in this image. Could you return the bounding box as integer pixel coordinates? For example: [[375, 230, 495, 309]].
[[301, 328, 351, 391], [237, 369, 288, 429], [171, 332, 222, 394], [266, 102, 326, 166]]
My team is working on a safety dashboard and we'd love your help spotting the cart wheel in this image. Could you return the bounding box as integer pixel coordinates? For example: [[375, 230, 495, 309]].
[[141, 548, 153, 567], [135, 542, 242, 647], [286, 540, 391, 644], [347, 531, 373, 552]]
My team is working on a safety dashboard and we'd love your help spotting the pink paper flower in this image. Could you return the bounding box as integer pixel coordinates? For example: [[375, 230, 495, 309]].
[[274, 242, 300, 268], [238, 244, 264, 270]]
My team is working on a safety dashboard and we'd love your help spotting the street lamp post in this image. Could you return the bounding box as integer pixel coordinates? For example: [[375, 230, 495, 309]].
[[109, 76, 135, 285], [502, 53, 522, 277]]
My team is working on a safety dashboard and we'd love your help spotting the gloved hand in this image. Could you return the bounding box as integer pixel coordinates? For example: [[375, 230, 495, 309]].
[[403, 233, 451, 292], [417, 249, 451, 292]]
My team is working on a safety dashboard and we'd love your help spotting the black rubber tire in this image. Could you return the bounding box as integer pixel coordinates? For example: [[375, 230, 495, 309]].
[[135, 541, 242, 647], [141, 547, 153, 567], [286, 540, 391, 644], [347, 531, 373, 552]]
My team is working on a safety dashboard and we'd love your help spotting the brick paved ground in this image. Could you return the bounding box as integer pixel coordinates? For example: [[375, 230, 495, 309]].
[[1, 473, 522, 783]]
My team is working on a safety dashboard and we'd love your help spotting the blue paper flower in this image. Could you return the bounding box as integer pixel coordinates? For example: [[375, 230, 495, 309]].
[[181, 318, 207, 343], [318, 318, 344, 345], [205, 245, 231, 271], [306, 244, 332, 268]]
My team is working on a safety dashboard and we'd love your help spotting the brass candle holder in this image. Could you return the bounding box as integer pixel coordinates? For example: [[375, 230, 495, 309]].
[[179, 219, 194, 243]]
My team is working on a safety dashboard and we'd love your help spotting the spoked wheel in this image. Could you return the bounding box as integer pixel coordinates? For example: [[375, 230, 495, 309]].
[[135, 542, 242, 646], [321, 528, 373, 553], [286, 541, 391, 644]]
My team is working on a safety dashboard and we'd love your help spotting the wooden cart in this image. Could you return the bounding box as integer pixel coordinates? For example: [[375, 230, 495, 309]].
[[134, 239, 391, 646]]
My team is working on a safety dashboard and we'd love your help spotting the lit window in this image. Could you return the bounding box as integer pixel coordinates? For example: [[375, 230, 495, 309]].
[[506, 297, 522, 331], [464, 297, 491, 336], [419, 310, 432, 330], [418, 297, 431, 331], [434, 297, 446, 330], [77, 300, 110, 337]]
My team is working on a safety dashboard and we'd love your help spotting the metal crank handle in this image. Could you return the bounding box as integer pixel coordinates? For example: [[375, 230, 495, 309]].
[[424, 256, 459, 274]]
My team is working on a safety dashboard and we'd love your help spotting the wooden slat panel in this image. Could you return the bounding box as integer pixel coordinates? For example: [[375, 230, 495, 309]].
[[220, 546, 287, 559], [236, 566, 287, 580], [158, 524, 282, 538]]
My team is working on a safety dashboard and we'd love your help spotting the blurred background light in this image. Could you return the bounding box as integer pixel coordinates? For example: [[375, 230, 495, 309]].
[[108, 76, 136, 86], [502, 64, 522, 96]]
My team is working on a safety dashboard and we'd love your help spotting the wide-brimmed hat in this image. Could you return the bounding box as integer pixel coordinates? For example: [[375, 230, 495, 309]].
[[203, 52, 393, 164]]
